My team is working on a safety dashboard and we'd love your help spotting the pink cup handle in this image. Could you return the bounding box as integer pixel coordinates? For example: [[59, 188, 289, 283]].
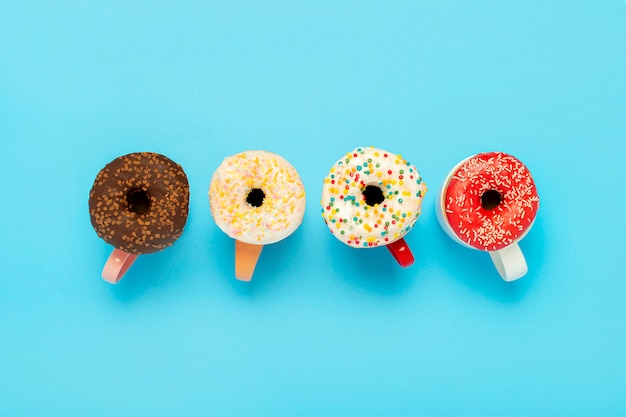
[[102, 249, 138, 284], [386, 238, 415, 268]]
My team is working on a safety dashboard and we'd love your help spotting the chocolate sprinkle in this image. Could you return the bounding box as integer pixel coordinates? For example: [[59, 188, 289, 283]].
[[88, 152, 190, 254]]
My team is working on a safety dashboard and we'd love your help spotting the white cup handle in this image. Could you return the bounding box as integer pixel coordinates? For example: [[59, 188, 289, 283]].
[[488, 243, 528, 282]]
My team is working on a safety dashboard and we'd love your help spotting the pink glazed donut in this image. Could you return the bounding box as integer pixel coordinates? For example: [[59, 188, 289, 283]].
[[442, 152, 539, 251]]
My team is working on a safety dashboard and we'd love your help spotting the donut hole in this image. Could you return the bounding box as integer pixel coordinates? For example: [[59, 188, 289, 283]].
[[481, 189, 502, 210], [362, 185, 385, 206], [246, 188, 266, 207], [127, 188, 151, 215]]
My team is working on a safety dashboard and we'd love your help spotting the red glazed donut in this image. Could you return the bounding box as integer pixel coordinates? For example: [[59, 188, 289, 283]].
[[442, 152, 539, 251]]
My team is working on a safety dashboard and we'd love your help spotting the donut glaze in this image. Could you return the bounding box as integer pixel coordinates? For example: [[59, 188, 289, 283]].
[[89, 152, 190, 254], [209, 151, 306, 245], [321, 147, 427, 248], [443, 152, 539, 251]]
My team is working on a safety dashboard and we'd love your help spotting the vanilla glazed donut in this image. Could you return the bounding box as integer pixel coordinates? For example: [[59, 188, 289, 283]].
[[209, 150, 306, 245], [442, 151, 539, 251], [89, 152, 190, 254], [321, 147, 427, 248]]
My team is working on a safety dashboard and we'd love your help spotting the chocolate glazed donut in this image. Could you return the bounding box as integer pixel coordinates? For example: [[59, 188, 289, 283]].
[[89, 152, 190, 255]]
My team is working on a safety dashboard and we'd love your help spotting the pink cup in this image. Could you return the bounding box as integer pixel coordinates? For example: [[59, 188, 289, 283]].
[[89, 152, 190, 284]]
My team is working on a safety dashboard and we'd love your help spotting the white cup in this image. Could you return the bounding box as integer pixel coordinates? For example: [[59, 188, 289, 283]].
[[436, 153, 539, 281]]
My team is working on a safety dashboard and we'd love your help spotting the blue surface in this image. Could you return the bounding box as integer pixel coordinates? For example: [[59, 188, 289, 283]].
[[1, 1, 625, 415]]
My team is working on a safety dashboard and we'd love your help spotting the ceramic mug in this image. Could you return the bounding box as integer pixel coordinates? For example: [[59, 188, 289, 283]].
[[320, 146, 428, 267], [436, 152, 540, 281], [89, 152, 190, 284], [208, 150, 306, 281]]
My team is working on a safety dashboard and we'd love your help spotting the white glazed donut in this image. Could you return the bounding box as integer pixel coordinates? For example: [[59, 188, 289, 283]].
[[209, 150, 306, 245], [321, 146, 427, 248]]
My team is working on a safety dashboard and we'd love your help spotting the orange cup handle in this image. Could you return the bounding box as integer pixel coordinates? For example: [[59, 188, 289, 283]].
[[386, 238, 414, 268], [235, 240, 264, 281]]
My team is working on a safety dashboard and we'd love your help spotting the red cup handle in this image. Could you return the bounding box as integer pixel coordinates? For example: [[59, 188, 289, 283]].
[[386, 238, 414, 267], [102, 248, 138, 284]]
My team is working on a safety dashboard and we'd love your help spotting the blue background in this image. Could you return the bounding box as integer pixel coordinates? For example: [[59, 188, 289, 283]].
[[1, 1, 625, 415]]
